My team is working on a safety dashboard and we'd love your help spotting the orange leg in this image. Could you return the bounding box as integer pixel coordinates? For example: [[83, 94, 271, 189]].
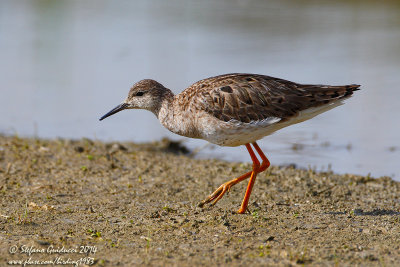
[[198, 170, 252, 207], [237, 144, 260, 213], [252, 142, 270, 172], [199, 142, 271, 213]]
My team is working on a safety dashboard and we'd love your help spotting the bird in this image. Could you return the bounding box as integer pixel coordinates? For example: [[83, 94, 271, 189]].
[[100, 73, 360, 214]]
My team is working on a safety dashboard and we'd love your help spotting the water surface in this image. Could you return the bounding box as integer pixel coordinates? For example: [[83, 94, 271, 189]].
[[1, 0, 399, 179]]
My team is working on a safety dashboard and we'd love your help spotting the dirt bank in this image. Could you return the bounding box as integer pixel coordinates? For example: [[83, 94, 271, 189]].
[[1, 135, 399, 266]]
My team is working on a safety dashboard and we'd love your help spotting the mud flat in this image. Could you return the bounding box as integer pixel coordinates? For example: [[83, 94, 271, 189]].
[[1, 135, 399, 266]]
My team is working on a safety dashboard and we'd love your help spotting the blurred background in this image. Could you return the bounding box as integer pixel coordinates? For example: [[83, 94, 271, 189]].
[[1, 0, 399, 179]]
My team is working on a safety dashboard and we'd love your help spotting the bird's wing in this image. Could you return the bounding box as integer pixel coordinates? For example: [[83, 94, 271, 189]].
[[186, 73, 360, 123]]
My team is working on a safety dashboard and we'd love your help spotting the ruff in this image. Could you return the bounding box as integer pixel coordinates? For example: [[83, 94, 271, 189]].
[[100, 73, 360, 214]]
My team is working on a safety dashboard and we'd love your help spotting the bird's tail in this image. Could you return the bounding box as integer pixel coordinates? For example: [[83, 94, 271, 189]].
[[300, 84, 361, 105]]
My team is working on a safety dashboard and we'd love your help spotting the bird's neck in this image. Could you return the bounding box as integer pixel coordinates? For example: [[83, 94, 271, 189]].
[[156, 91, 200, 138], [153, 89, 174, 117]]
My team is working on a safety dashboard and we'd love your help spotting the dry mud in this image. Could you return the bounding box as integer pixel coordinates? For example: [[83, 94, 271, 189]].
[[1, 135, 400, 266]]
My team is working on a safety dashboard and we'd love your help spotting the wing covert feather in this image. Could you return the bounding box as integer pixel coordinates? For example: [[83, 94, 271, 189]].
[[183, 73, 359, 123]]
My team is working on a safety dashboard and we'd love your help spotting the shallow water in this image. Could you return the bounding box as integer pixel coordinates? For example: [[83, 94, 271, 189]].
[[1, 0, 399, 179]]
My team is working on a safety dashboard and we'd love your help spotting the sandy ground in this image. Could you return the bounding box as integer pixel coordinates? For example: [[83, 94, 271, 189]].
[[1, 135, 400, 266]]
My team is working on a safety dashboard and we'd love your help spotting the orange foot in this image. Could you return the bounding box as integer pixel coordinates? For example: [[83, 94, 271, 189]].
[[198, 142, 270, 214], [198, 171, 252, 208]]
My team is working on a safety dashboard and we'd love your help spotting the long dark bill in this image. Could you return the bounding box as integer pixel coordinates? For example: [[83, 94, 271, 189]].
[[99, 103, 128, 121]]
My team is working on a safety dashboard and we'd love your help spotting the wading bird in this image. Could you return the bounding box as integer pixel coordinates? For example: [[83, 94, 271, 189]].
[[100, 73, 360, 214]]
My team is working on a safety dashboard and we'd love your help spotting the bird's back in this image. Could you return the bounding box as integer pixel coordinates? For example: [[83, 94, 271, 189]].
[[181, 73, 360, 124], [172, 73, 360, 146]]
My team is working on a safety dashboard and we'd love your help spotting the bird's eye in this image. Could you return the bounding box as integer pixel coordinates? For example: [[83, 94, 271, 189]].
[[136, 91, 144, 96]]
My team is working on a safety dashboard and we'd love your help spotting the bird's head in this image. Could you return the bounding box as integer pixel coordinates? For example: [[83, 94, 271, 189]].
[[99, 79, 170, 121]]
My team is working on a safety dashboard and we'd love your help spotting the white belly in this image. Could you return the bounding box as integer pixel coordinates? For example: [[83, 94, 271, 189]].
[[197, 99, 345, 147]]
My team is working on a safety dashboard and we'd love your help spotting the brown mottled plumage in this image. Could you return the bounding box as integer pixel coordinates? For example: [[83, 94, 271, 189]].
[[188, 73, 359, 124], [100, 73, 360, 214]]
